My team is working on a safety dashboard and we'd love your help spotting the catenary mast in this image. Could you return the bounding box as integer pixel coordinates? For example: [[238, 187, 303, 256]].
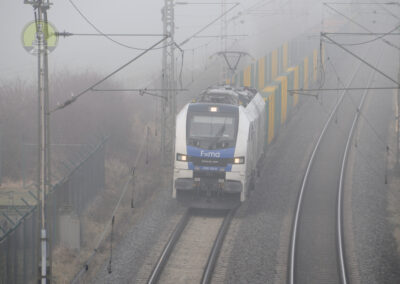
[[161, 0, 177, 165]]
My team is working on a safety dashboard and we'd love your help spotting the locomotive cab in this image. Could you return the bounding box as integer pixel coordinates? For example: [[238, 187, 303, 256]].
[[173, 86, 265, 208]]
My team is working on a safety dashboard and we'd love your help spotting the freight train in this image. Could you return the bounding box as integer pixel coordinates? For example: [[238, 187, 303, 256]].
[[173, 85, 266, 208]]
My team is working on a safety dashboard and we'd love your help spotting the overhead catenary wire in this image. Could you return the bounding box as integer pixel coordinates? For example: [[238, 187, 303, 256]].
[[182, 37, 218, 53], [324, 32, 400, 35], [322, 33, 400, 86], [91, 88, 189, 100], [324, 2, 400, 5], [179, 3, 240, 46], [50, 36, 168, 114], [68, 0, 172, 51], [327, 57, 397, 158], [289, 86, 400, 93], [324, 2, 400, 50], [305, 52, 392, 181], [55, 31, 166, 37], [377, 1, 400, 20], [64, 0, 237, 108], [77, 1, 240, 101], [289, 51, 366, 284], [295, 49, 390, 182], [68, 0, 234, 53], [322, 24, 400, 46]]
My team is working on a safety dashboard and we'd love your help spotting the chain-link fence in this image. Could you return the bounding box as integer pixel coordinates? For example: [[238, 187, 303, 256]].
[[0, 138, 106, 283]]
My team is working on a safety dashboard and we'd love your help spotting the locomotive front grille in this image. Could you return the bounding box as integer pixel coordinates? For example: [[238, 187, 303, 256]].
[[193, 170, 225, 179]]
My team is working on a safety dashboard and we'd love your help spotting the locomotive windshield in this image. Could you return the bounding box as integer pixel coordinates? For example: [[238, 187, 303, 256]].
[[187, 111, 238, 149], [189, 115, 235, 139]]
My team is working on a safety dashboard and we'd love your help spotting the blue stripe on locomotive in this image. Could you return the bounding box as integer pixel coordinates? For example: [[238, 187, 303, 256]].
[[187, 145, 235, 172]]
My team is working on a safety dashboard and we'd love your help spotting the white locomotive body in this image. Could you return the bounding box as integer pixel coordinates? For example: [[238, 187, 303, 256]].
[[173, 86, 266, 208]]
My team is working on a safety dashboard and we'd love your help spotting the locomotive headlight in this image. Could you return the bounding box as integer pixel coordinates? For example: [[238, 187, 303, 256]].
[[209, 106, 218, 112], [176, 153, 188, 161], [233, 157, 245, 164]]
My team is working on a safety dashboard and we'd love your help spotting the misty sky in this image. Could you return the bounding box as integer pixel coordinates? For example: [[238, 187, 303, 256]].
[[0, 0, 321, 86]]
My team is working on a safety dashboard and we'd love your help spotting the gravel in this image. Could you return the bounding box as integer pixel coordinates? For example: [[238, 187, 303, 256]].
[[90, 24, 400, 284], [345, 43, 400, 284], [92, 184, 185, 283], [222, 92, 336, 284]]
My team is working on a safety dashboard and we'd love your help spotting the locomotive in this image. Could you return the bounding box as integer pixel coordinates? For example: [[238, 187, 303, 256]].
[[173, 85, 266, 208]]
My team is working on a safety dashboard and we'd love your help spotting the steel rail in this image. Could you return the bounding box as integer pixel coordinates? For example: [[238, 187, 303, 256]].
[[337, 53, 383, 284], [147, 209, 191, 284], [289, 50, 367, 284], [201, 208, 236, 284]]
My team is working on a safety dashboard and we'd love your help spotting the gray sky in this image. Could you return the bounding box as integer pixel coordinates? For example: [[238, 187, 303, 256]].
[[0, 0, 322, 85]]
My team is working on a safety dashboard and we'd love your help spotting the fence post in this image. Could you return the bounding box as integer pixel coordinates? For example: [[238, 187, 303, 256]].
[[16, 223, 24, 283]]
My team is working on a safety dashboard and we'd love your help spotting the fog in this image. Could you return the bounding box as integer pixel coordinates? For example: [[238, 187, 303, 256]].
[[5, 1, 400, 282], [0, 0, 326, 183], [0, 0, 322, 85]]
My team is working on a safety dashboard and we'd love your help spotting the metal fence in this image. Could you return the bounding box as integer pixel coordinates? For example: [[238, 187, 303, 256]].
[[0, 138, 106, 283]]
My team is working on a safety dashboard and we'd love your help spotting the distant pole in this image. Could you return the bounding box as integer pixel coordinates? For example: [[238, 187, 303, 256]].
[[43, 8, 53, 279], [38, 1, 51, 282], [397, 39, 400, 166], [24, 0, 52, 282]]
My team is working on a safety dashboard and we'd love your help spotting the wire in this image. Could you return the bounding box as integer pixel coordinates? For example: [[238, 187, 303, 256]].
[[324, 3, 400, 51], [182, 37, 218, 52], [56, 32, 166, 37], [323, 32, 400, 35], [68, 0, 171, 51], [172, 42, 185, 89], [289, 87, 400, 92], [68, 0, 225, 52], [378, 2, 400, 20], [322, 24, 400, 47], [50, 36, 168, 114], [323, 33, 400, 85], [327, 55, 397, 158], [308, 57, 389, 181], [91, 88, 188, 100], [179, 3, 240, 46], [68, 0, 237, 93]]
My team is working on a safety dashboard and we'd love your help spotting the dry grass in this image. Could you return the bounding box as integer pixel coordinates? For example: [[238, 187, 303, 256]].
[[51, 157, 168, 283], [388, 171, 400, 255], [0, 180, 36, 205]]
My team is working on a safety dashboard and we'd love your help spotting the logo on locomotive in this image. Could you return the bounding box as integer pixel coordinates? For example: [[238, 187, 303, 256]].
[[200, 151, 221, 158]]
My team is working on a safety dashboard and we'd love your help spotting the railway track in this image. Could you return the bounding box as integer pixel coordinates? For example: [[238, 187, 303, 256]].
[[147, 207, 236, 284], [336, 54, 382, 283], [289, 46, 380, 284]]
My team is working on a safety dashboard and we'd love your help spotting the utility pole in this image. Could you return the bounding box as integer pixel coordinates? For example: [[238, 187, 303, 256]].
[[397, 29, 400, 166], [161, 0, 176, 165], [24, 0, 51, 282]]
